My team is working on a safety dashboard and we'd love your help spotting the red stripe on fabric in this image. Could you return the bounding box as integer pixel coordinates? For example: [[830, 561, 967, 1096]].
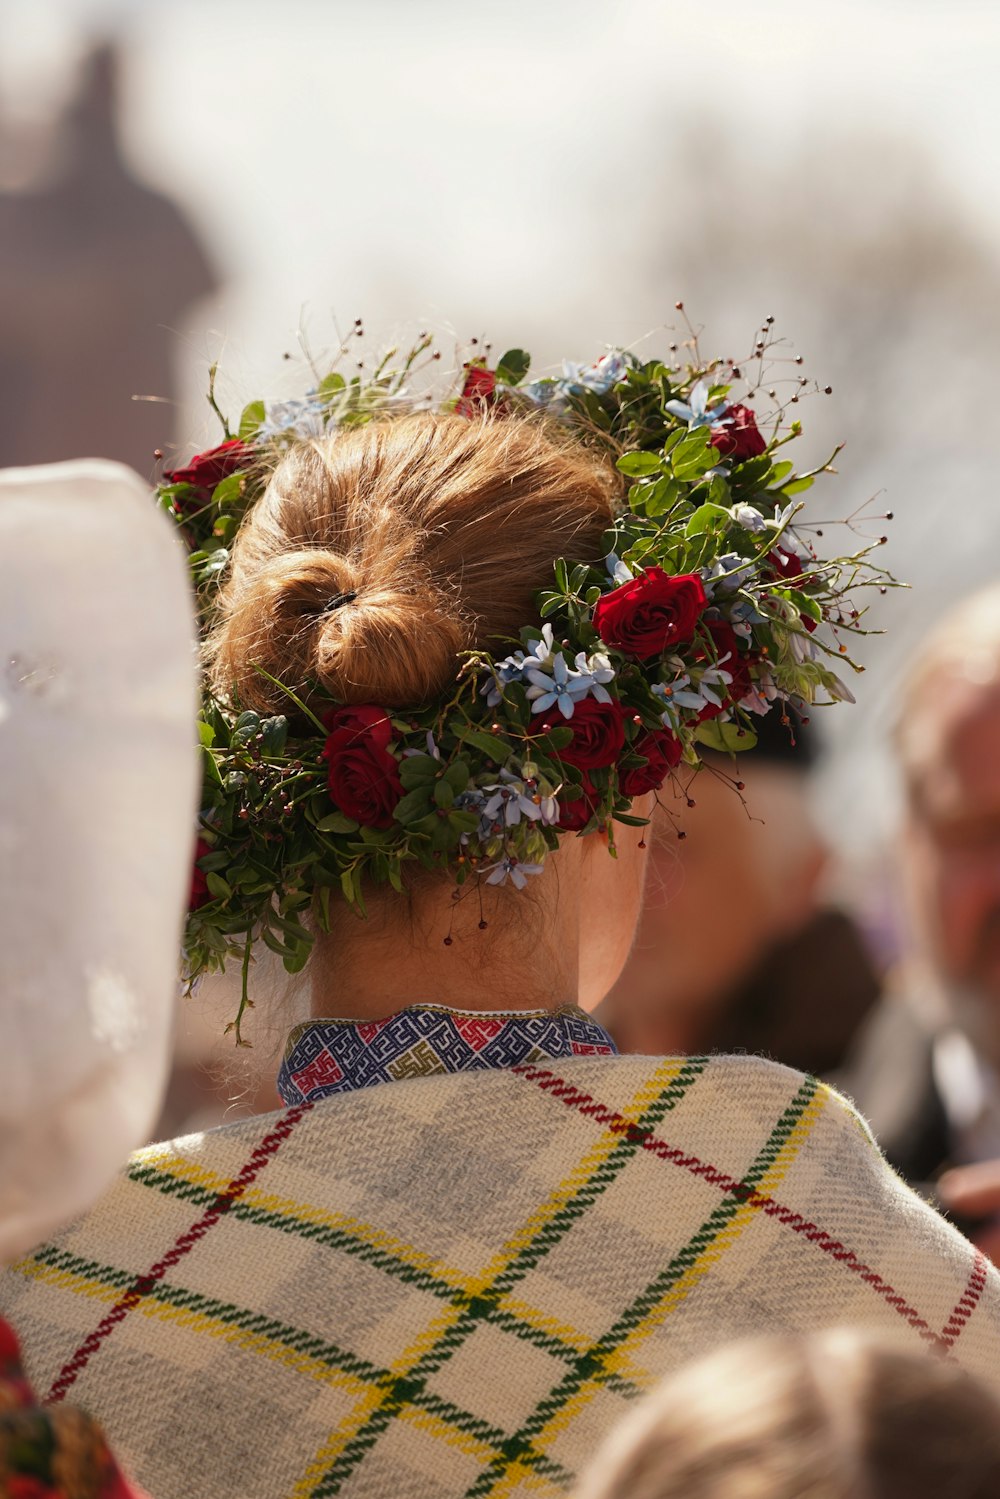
[[514, 1065, 945, 1350], [47, 1103, 311, 1403], [940, 1250, 989, 1349]]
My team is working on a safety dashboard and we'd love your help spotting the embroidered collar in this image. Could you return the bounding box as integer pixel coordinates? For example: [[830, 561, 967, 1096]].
[[276, 1002, 617, 1105]]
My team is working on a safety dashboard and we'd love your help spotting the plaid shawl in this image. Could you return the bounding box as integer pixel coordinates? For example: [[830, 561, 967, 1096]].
[[2, 1054, 998, 1499]]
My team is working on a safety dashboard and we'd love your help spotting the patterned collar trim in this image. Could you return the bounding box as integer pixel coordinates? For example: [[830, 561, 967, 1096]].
[[276, 1002, 617, 1105]]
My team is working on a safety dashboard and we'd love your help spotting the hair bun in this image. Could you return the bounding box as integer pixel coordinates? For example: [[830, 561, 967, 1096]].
[[214, 547, 466, 714]]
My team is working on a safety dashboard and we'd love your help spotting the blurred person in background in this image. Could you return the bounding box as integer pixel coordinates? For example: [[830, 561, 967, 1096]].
[[0, 42, 217, 474], [0, 458, 197, 1497], [599, 712, 881, 1077], [573, 1330, 1000, 1499], [839, 586, 1000, 1258]]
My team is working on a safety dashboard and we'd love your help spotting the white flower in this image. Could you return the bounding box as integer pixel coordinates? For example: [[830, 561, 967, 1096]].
[[257, 397, 327, 442], [664, 379, 728, 429], [605, 551, 634, 586], [730, 503, 767, 533], [485, 857, 546, 890]]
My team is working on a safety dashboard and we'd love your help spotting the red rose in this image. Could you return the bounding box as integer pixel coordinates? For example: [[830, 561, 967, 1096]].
[[536, 698, 627, 770], [557, 775, 600, 832], [702, 620, 754, 705], [189, 837, 213, 910], [709, 404, 767, 462], [455, 365, 498, 418], [164, 438, 254, 499], [322, 705, 404, 829], [620, 730, 682, 797], [593, 568, 707, 661], [768, 546, 808, 583]]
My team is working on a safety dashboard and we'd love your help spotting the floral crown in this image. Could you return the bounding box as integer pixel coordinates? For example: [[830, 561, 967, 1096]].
[[159, 319, 891, 1042]]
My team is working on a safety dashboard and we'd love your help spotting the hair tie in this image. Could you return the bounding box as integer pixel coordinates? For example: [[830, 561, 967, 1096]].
[[322, 590, 357, 613]]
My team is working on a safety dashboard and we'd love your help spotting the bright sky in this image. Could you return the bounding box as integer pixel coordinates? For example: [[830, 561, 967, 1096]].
[[2, 0, 999, 873]]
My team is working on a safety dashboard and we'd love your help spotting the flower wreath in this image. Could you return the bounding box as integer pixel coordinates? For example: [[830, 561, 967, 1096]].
[[158, 321, 891, 1042]]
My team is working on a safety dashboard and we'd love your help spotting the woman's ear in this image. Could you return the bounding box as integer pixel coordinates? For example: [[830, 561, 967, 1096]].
[[576, 794, 654, 1012]]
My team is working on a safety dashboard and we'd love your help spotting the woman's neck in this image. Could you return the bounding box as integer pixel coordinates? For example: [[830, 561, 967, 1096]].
[[309, 849, 583, 1021]]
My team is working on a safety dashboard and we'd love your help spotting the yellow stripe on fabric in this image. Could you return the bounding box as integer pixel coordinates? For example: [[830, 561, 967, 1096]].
[[291, 1058, 685, 1499], [138, 1151, 479, 1290], [13, 1257, 503, 1467], [512, 1084, 829, 1477]]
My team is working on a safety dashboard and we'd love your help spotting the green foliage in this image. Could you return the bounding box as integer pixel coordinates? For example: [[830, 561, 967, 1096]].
[[161, 324, 894, 1041]]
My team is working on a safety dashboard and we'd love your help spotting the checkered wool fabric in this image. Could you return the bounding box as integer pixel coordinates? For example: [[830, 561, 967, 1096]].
[[2, 1055, 999, 1499]]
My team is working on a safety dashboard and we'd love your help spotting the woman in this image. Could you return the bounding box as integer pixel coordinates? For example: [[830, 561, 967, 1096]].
[[2, 347, 998, 1499]]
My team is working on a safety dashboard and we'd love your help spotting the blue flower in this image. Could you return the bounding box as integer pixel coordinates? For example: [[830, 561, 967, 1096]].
[[664, 378, 728, 430], [521, 351, 628, 413], [703, 552, 756, 596], [257, 397, 327, 441], [526, 647, 616, 718], [481, 625, 556, 706], [605, 551, 634, 587], [730, 503, 767, 533], [485, 857, 546, 890], [653, 665, 732, 727]]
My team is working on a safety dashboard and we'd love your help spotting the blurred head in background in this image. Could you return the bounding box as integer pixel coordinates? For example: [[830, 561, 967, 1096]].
[[598, 713, 880, 1073], [896, 585, 1000, 1057], [573, 1330, 1000, 1499]]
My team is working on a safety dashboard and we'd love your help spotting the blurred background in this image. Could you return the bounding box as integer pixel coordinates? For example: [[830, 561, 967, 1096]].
[[2, 0, 998, 1119]]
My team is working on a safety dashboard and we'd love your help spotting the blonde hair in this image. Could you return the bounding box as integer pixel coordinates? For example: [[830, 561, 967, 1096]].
[[574, 1331, 1000, 1499], [895, 582, 1000, 796], [210, 410, 619, 713]]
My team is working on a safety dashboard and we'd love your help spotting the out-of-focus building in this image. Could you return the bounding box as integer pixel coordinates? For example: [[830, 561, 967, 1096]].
[[0, 42, 217, 475]]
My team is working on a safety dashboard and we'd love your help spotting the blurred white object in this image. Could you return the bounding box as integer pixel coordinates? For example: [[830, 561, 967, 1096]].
[[0, 460, 198, 1259]]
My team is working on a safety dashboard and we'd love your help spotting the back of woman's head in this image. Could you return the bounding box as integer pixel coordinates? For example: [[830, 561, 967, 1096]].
[[210, 410, 618, 713], [574, 1331, 1000, 1499]]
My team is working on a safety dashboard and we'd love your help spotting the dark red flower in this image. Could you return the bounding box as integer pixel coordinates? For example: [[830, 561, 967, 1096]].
[[163, 438, 254, 501], [322, 705, 404, 829], [768, 545, 809, 583], [593, 568, 707, 661], [455, 365, 498, 418], [536, 698, 627, 770], [620, 730, 683, 797], [189, 837, 214, 910], [709, 404, 767, 462], [702, 620, 755, 705], [557, 774, 600, 832]]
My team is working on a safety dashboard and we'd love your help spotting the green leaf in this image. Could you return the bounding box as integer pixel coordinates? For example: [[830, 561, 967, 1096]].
[[778, 475, 815, 497], [197, 719, 216, 748], [205, 871, 232, 901], [531, 725, 574, 751], [455, 726, 512, 761], [496, 348, 531, 386], [617, 451, 663, 478], [393, 787, 435, 823], [433, 778, 455, 809], [399, 754, 440, 788], [319, 372, 346, 399], [642, 475, 681, 519], [211, 473, 244, 509], [260, 715, 288, 756], [693, 720, 759, 754], [442, 760, 470, 794], [315, 811, 360, 834], [685, 503, 731, 537], [238, 400, 265, 439], [282, 945, 312, 975]]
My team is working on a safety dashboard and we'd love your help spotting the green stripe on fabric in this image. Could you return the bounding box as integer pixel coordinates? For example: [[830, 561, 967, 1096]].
[[22, 1242, 571, 1483], [309, 1059, 709, 1499], [460, 1074, 820, 1499], [124, 1166, 631, 1387]]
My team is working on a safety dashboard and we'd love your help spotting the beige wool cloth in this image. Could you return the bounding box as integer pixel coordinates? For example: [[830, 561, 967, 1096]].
[[2, 1053, 998, 1499]]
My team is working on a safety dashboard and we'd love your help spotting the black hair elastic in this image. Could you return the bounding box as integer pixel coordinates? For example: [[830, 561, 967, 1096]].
[[322, 590, 358, 613]]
